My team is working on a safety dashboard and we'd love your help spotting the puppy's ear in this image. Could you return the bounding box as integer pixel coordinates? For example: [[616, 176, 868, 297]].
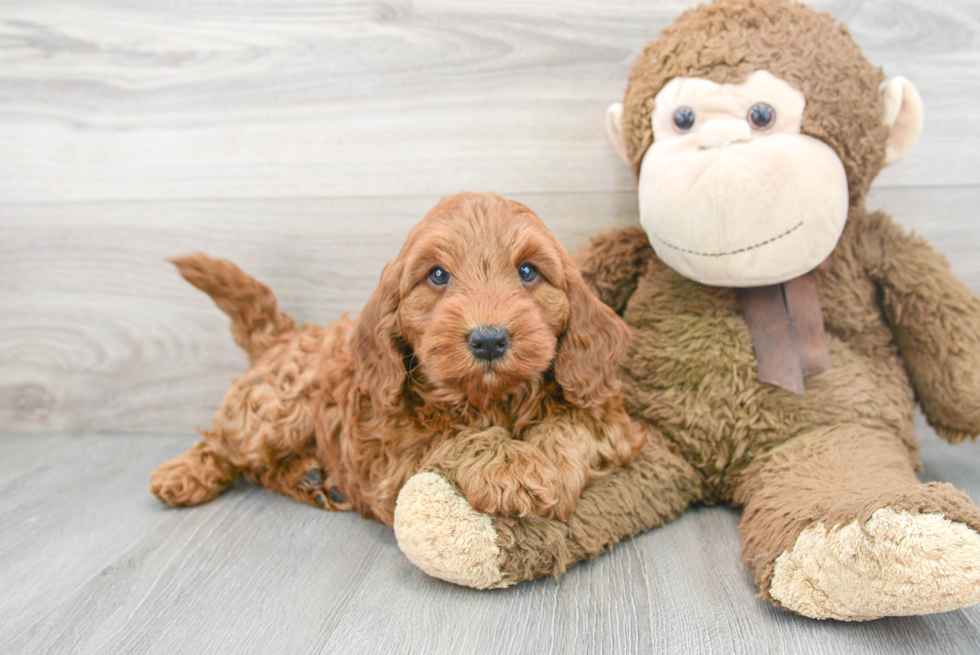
[[350, 260, 406, 414], [554, 263, 631, 409]]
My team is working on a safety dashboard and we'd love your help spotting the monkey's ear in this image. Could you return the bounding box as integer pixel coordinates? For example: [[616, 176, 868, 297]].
[[605, 103, 630, 164], [881, 76, 924, 166]]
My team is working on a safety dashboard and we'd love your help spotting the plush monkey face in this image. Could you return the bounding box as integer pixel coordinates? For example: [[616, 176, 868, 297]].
[[637, 70, 847, 287], [606, 0, 925, 289]]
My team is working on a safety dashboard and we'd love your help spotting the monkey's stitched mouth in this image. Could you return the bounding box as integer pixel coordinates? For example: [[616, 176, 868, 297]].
[[650, 221, 804, 257]]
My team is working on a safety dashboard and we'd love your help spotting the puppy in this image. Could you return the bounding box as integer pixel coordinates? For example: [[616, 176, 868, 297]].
[[151, 192, 645, 524]]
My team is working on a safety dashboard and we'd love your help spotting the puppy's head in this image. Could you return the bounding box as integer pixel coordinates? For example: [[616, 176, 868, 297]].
[[351, 193, 630, 410]]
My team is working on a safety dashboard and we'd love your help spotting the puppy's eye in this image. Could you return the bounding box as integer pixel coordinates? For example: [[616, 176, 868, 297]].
[[518, 263, 538, 283], [748, 102, 775, 130], [673, 106, 696, 132], [428, 267, 450, 286]]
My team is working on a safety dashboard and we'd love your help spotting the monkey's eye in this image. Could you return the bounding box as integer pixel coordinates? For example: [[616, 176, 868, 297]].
[[672, 106, 696, 132], [428, 267, 450, 286], [748, 103, 775, 130], [518, 263, 538, 283]]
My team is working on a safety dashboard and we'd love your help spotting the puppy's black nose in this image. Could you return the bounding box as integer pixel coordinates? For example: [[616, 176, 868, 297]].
[[468, 325, 510, 361]]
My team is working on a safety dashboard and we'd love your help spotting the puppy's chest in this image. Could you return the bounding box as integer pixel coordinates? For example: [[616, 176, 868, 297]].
[[409, 402, 541, 440]]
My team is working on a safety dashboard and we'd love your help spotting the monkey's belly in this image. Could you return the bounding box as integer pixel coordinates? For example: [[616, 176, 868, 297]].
[[620, 283, 916, 499]]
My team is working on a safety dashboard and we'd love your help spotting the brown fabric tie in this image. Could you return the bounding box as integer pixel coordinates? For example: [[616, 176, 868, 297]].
[[736, 267, 831, 395]]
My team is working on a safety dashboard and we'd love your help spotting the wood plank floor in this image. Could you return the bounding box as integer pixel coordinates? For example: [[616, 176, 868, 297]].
[[2, 0, 980, 652], [2, 425, 980, 654]]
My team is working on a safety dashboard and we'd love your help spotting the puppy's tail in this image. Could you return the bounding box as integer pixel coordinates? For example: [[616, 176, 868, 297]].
[[170, 253, 296, 361]]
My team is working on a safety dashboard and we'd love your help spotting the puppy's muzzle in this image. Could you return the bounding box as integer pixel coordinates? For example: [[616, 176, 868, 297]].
[[467, 325, 510, 362]]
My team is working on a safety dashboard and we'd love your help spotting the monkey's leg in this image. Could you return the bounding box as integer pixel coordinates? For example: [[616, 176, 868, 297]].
[[393, 428, 703, 589], [733, 425, 980, 621], [150, 440, 239, 507]]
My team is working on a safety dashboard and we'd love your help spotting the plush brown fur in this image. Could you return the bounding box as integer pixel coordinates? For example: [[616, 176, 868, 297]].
[[468, 0, 980, 610], [150, 192, 645, 525]]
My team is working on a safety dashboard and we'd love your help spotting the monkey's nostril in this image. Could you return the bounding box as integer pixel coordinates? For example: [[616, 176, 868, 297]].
[[467, 325, 511, 361]]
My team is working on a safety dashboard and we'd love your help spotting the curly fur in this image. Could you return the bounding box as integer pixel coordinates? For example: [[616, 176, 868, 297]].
[[150, 192, 645, 525]]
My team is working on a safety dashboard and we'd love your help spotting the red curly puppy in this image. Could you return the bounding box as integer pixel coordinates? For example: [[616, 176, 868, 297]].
[[151, 192, 645, 525]]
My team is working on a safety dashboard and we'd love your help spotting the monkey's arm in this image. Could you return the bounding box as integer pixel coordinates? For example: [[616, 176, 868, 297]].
[[573, 226, 655, 314], [863, 211, 980, 443]]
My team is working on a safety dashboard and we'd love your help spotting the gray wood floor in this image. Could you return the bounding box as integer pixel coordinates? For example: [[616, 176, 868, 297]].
[[2, 0, 980, 652], [3, 425, 980, 654]]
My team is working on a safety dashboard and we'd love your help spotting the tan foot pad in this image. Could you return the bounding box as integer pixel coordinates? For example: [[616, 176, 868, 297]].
[[770, 508, 980, 620], [393, 472, 509, 589]]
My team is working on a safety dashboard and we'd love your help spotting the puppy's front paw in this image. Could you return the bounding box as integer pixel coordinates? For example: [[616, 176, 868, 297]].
[[547, 486, 579, 522], [456, 440, 563, 518]]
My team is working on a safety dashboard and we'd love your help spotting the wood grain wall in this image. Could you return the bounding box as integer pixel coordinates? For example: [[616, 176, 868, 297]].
[[2, 0, 979, 435]]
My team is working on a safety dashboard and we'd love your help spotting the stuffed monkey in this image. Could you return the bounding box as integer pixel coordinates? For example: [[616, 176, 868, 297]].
[[393, 0, 980, 621]]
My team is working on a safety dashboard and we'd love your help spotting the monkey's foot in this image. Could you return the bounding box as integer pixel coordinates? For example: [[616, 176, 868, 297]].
[[393, 472, 509, 589], [770, 508, 980, 620]]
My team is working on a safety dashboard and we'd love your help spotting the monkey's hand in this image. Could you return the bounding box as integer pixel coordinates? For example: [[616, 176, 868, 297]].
[[865, 211, 980, 444], [573, 226, 654, 314]]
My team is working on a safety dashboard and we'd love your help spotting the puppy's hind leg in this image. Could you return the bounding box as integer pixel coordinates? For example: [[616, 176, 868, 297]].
[[251, 456, 351, 511], [150, 437, 239, 507]]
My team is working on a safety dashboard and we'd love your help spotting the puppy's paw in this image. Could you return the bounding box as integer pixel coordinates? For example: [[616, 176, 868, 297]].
[[295, 468, 329, 508], [149, 442, 236, 507], [547, 487, 579, 522], [394, 472, 509, 589], [456, 440, 563, 519], [770, 508, 980, 620], [150, 460, 225, 507], [294, 467, 350, 511]]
